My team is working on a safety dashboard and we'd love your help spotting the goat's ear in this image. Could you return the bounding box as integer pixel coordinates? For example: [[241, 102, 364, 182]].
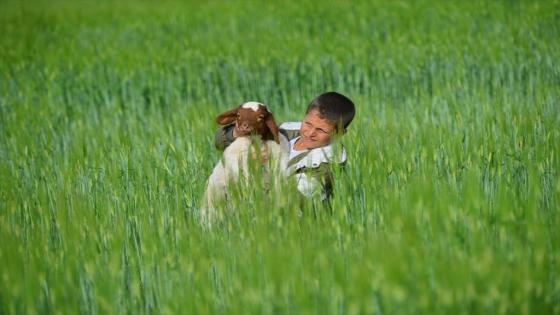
[[265, 112, 280, 144], [216, 108, 238, 125]]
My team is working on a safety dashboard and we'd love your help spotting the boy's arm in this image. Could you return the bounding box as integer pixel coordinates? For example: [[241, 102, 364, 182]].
[[214, 124, 236, 151], [280, 129, 300, 141]]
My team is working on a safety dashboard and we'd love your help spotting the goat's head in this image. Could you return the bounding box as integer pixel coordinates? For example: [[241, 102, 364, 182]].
[[216, 102, 280, 143]]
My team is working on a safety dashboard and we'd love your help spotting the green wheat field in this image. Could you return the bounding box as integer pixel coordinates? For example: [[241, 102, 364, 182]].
[[1, 0, 559, 314]]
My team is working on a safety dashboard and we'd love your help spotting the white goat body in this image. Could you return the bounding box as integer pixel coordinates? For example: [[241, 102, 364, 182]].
[[202, 134, 289, 223]]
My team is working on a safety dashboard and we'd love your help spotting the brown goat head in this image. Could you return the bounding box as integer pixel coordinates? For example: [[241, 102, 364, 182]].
[[216, 102, 280, 143]]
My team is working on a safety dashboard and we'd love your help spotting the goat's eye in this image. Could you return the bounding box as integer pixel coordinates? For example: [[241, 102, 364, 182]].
[[257, 115, 264, 122]]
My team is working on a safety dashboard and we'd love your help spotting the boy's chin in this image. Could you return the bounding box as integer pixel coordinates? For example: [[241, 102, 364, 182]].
[[301, 140, 323, 149]]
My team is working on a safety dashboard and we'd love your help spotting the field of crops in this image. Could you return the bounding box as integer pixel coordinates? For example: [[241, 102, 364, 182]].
[[1, 0, 559, 314]]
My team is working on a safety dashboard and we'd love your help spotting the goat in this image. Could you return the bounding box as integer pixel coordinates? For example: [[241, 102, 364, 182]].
[[202, 102, 290, 224]]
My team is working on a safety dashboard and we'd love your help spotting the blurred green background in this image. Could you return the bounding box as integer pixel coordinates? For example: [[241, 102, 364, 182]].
[[1, 0, 559, 314]]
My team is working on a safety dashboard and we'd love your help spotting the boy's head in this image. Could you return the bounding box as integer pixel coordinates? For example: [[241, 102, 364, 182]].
[[298, 92, 355, 150], [306, 92, 355, 132]]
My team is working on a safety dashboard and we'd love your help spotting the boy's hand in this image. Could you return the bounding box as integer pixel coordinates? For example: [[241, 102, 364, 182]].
[[251, 144, 269, 166], [261, 145, 269, 165]]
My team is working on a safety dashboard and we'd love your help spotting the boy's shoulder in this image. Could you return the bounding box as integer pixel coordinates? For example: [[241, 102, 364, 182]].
[[279, 122, 301, 130], [279, 122, 301, 141], [309, 143, 347, 166]]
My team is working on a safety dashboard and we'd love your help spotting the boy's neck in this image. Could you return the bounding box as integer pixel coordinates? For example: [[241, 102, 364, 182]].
[[293, 138, 307, 151]]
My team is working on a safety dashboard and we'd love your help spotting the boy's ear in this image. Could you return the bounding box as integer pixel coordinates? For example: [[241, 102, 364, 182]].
[[265, 113, 280, 143], [216, 108, 238, 125]]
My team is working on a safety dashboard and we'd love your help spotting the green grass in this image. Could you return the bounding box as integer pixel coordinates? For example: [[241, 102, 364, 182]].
[[1, 0, 559, 314]]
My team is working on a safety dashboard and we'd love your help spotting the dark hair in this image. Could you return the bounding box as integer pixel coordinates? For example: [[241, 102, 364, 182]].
[[306, 92, 355, 132]]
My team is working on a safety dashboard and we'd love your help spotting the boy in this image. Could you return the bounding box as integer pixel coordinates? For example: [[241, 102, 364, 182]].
[[214, 92, 355, 201]]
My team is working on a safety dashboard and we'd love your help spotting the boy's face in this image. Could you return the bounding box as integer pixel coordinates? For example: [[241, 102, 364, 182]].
[[298, 109, 335, 150]]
